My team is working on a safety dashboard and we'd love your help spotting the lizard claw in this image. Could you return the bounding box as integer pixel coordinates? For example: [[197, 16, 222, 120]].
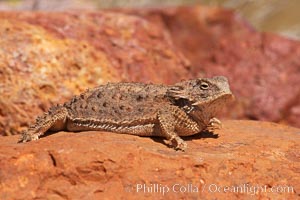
[[18, 131, 39, 143], [175, 141, 187, 151], [166, 136, 187, 151], [206, 117, 222, 131]]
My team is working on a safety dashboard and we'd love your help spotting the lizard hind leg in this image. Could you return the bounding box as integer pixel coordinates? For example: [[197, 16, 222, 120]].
[[19, 105, 68, 143]]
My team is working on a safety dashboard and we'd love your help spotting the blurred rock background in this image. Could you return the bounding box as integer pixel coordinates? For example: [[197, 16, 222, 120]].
[[0, 0, 299, 40], [0, 1, 299, 135]]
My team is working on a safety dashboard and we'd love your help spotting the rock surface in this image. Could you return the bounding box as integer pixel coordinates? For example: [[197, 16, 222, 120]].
[[0, 120, 299, 199], [1, 6, 300, 136], [119, 6, 300, 128], [0, 11, 190, 136], [1, 6, 299, 200]]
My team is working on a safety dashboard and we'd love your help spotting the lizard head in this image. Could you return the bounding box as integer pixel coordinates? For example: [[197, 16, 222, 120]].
[[167, 76, 234, 116]]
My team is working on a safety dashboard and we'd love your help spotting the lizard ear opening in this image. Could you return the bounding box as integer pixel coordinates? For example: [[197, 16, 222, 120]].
[[166, 86, 189, 100]]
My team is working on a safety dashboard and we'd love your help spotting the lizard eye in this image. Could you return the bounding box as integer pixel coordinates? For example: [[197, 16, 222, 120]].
[[200, 82, 209, 90]]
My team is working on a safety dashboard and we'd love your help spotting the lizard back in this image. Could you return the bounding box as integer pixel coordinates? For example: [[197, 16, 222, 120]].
[[64, 82, 170, 123]]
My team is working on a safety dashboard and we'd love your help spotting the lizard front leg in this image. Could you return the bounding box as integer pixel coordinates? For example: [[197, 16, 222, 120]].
[[205, 117, 222, 131], [157, 106, 188, 151], [19, 105, 68, 143]]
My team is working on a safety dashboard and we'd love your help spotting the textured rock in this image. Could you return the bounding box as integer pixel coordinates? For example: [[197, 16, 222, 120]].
[[0, 11, 190, 83], [0, 11, 190, 136], [119, 6, 300, 128], [1, 6, 299, 200], [0, 120, 299, 199], [0, 18, 117, 136], [2, 6, 300, 136]]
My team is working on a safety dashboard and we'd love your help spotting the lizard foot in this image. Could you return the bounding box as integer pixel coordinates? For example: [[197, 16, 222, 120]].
[[206, 117, 222, 131], [166, 136, 187, 151], [18, 131, 40, 143]]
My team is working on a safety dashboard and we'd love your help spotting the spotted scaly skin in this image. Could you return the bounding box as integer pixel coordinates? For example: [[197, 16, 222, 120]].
[[19, 76, 234, 151]]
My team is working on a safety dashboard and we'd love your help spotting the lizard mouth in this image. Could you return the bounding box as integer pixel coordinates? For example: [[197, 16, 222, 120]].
[[192, 93, 235, 107], [188, 93, 234, 125]]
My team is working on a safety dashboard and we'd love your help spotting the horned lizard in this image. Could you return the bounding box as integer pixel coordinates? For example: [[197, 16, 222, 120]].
[[19, 76, 234, 151]]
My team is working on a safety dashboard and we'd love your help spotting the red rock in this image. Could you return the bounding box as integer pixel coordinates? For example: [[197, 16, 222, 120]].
[[0, 11, 190, 136], [0, 120, 299, 199], [0, 17, 118, 136], [119, 6, 300, 128], [0, 6, 299, 200], [0, 11, 190, 84]]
